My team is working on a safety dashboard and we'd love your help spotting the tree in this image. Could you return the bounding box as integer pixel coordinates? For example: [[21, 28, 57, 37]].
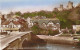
[[15, 11, 21, 16], [31, 23, 41, 35]]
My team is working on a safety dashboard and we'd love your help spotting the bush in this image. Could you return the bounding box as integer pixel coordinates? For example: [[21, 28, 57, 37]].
[[31, 25, 41, 35], [48, 30, 59, 36], [77, 31, 80, 34], [77, 39, 80, 46]]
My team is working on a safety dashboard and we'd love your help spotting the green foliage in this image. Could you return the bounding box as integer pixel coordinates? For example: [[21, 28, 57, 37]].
[[31, 25, 41, 35], [48, 30, 59, 35], [15, 11, 21, 16], [77, 39, 80, 46], [79, 39, 80, 41], [14, 8, 80, 29], [76, 8, 80, 14], [75, 20, 80, 25], [77, 31, 80, 34], [54, 10, 73, 28], [31, 24, 59, 35]]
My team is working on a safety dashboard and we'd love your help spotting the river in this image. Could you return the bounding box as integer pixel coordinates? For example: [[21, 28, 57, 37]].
[[22, 40, 80, 50]]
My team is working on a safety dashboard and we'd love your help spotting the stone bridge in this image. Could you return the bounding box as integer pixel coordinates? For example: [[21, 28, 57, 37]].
[[0, 31, 32, 50]]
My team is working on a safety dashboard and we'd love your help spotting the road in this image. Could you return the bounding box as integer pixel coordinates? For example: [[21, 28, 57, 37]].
[[0, 31, 31, 50]]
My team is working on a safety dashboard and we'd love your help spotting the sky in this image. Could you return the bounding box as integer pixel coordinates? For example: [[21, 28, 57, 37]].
[[0, 0, 80, 14]]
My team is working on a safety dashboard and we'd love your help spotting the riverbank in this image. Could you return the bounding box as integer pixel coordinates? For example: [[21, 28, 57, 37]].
[[37, 35, 75, 45], [27, 33, 79, 46], [22, 33, 80, 50]]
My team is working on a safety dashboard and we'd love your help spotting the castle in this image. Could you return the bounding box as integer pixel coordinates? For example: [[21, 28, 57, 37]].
[[56, 1, 74, 11], [67, 1, 74, 9], [58, 4, 64, 11]]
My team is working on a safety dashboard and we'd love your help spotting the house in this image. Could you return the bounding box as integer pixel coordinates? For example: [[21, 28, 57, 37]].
[[31, 17, 60, 31], [1, 20, 21, 32], [47, 21, 60, 30], [27, 17, 33, 28], [41, 23, 47, 29], [73, 25, 80, 33], [0, 14, 21, 32]]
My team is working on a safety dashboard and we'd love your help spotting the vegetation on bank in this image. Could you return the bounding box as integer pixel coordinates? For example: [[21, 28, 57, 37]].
[[31, 23, 59, 35], [77, 31, 80, 34], [77, 39, 80, 46]]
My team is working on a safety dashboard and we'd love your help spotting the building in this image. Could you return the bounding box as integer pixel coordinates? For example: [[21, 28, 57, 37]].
[[41, 23, 47, 29], [0, 14, 21, 33], [73, 25, 80, 32], [67, 1, 74, 9], [31, 18, 60, 31], [27, 17, 33, 28], [55, 1, 75, 11], [1, 20, 21, 32], [58, 4, 64, 11]]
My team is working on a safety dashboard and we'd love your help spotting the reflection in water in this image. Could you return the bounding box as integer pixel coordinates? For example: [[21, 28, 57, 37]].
[[22, 40, 80, 50], [46, 44, 80, 50]]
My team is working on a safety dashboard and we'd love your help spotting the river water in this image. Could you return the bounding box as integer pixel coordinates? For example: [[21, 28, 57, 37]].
[[22, 40, 80, 50], [40, 44, 80, 50]]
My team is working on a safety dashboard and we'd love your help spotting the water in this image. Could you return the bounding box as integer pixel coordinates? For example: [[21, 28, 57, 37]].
[[45, 44, 80, 50], [22, 40, 80, 50]]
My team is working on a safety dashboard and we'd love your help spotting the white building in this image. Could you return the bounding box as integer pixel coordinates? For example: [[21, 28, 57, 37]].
[[1, 20, 21, 32], [27, 17, 33, 28], [47, 21, 58, 30], [47, 21, 55, 27], [73, 25, 80, 32], [0, 14, 21, 33]]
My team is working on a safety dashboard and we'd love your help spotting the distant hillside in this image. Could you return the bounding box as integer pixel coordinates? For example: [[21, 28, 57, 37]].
[[52, 7, 80, 28], [14, 7, 80, 29], [68, 7, 80, 21]]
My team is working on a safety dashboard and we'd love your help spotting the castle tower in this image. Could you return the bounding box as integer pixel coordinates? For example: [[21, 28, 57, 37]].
[[58, 4, 64, 11], [67, 1, 73, 9]]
